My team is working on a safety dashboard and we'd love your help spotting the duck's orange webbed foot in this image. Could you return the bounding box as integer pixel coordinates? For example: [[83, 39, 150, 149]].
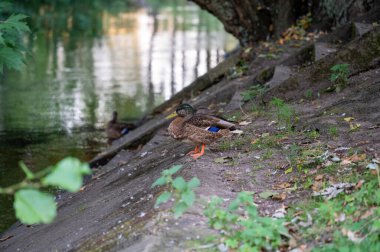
[[187, 146, 200, 155], [191, 144, 205, 159]]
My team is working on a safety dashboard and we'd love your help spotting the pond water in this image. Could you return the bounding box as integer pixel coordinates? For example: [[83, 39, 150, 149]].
[[0, 2, 237, 232]]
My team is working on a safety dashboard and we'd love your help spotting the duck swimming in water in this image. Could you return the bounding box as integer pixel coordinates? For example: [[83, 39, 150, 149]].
[[167, 104, 236, 159]]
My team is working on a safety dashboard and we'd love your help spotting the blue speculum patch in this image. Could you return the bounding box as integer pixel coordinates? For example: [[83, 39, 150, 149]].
[[121, 128, 130, 135], [207, 126, 220, 132]]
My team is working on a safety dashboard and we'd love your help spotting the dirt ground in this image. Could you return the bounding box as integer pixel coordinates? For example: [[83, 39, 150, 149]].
[[1, 15, 379, 252]]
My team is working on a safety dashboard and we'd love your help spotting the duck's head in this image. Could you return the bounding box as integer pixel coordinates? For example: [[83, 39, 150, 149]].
[[176, 104, 196, 117], [166, 103, 196, 119], [111, 111, 118, 122]]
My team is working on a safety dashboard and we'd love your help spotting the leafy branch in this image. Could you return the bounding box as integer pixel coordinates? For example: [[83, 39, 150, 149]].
[[0, 157, 91, 225], [0, 14, 30, 73]]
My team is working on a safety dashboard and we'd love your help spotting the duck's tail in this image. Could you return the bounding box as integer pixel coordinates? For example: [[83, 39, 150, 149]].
[[214, 119, 236, 131]]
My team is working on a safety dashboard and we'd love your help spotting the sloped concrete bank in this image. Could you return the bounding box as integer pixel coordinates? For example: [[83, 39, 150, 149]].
[[1, 10, 379, 252]]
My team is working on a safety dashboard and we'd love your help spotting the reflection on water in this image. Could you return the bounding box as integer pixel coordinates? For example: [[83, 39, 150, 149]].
[[0, 2, 237, 232]]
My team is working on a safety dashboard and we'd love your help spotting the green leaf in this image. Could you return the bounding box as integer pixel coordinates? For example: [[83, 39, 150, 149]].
[[172, 177, 187, 191], [285, 167, 293, 174], [162, 165, 182, 176], [0, 47, 24, 71], [213, 221, 224, 229], [181, 190, 195, 206], [237, 191, 254, 203], [14, 189, 56, 224], [0, 32, 5, 45], [174, 202, 188, 218], [3, 14, 30, 32], [151, 176, 167, 188], [187, 177, 200, 189], [155, 191, 172, 207], [42, 157, 91, 192], [225, 238, 239, 248]]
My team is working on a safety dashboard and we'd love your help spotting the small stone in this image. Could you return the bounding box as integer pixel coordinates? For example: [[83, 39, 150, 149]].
[[366, 163, 379, 170], [331, 156, 341, 162], [217, 243, 228, 252]]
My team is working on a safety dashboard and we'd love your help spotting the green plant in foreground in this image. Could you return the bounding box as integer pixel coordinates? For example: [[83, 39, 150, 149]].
[[204, 192, 288, 251], [152, 165, 200, 218], [0, 13, 30, 73], [330, 64, 350, 91], [0, 157, 91, 224]]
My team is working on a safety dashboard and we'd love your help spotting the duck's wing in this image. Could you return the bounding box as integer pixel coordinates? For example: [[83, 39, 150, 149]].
[[184, 123, 223, 145], [185, 114, 236, 130]]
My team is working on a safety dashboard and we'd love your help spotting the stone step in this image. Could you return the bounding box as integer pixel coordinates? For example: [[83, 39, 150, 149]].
[[353, 22, 374, 38], [314, 42, 337, 61], [264, 65, 292, 89]]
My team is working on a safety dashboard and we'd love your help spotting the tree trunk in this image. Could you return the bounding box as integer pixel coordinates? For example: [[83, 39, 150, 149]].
[[190, 0, 377, 46]]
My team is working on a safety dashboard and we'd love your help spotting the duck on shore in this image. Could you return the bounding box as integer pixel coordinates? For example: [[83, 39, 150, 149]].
[[167, 104, 236, 159], [106, 111, 136, 144]]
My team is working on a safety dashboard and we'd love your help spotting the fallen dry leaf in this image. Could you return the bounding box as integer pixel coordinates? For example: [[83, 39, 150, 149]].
[[238, 121, 252, 126], [370, 169, 378, 176], [272, 182, 292, 190], [360, 208, 375, 220], [344, 117, 355, 122], [285, 167, 293, 174], [355, 180, 365, 190], [312, 180, 323, 192], [349, 123, 361, 131], [251, 139, 258, 144], [341, 158, 352, 165], [315, 174, 324, 181], [341, 228, 365, 243], [349, 154, 366, 163], [272, 192, 287, 201]]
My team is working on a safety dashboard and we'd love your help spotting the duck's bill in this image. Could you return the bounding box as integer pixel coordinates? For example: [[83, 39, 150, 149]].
[[166, 112, 177, 119]]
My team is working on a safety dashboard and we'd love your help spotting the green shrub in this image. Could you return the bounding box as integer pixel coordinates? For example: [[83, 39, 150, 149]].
[[152, 165, 200, 218], [330, 64, 350, 91]]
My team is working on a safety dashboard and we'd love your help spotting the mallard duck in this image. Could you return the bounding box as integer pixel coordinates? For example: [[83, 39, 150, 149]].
[[167, 104, 236, 159], [106, 111, 136, 144]]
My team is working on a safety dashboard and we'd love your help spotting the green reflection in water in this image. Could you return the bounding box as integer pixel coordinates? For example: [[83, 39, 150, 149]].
[[0, 0, 237, 232]]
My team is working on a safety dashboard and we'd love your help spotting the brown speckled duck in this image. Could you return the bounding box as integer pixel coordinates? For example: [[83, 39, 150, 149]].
[[106, 111, 136, 144], [167, 104, 236, 159]]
